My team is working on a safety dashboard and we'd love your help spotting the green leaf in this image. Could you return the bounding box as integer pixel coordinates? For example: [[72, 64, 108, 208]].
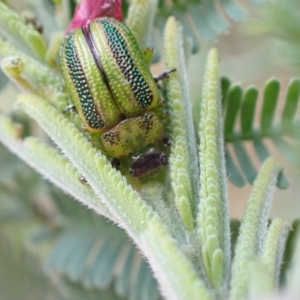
[[198, 48, 230, 290], [272, 136, 300, 164], [0, 229, 60, 300], [24, 0, 61, 37], [233, 142, 257, 184], [203, 0, 229, 33], [43, 189, 161, 300], [221, 77, 231, 112], [224, 85, 243, 138], [248, 219, 289, 298], [0, 114, 113, 220], [224, 77, 298, 188], [286, 221, 300, 295], [0, 68, 9, 90], [230, 157, 282, 300], [253, 139, 269, 162], [281, 78, 300, 125], [126, 0, 158, 49], [241, 87, 258, 136], [0, 2, 47, 59], [225, 148, 245, 187], [281, 218, 300, 284], [164, 17, 199, 231], [230, 219, 241, 257], [221, 0, 248, 21], [0, 36, 63, 91], [260, 79, 280, 134]]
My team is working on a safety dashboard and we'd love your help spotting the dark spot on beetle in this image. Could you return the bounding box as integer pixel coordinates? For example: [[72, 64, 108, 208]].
[[103, 131, 121, 146], [119, 113, 126, 120]]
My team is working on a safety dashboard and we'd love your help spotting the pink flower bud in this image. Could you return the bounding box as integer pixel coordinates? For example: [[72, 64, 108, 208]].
[[66, 0, 122, 33]]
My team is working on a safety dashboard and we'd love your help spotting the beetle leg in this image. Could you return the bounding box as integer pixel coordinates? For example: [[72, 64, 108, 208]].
[[79, 176, 88, 184], [154, 68, 177, 83], [142, 47, 154, 64], [63, 104, 77, 114], [110, 157, 121, 170], [81, 124, 88, 132], [162, 109, 169, 119], [162, 136, 171, 146]]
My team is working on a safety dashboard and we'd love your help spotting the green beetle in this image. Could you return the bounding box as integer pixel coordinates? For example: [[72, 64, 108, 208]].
[[60, 17, 174, 177]]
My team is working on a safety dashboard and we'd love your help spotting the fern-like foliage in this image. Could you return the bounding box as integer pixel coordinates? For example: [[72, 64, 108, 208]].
[[0, 224, 127, 300], [0, 143, 160, 300], [222, 77, 300, 188], [156, 0, 269, 59], [245, 0, 300, 70], [123, 0, 270, 61], [44, 188, 161, 300]]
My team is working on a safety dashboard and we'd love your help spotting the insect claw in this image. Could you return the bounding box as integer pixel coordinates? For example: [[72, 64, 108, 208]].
[[154, 68, 177, 83], [63, 104, 77, 114]]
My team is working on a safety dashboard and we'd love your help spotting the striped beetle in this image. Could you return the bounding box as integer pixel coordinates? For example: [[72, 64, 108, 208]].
[[60, 17, 174, 177]]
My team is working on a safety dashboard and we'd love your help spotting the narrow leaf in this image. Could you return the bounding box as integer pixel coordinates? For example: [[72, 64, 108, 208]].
[[248, 219, 289, 298], [286, 223, 300, 296], [0, 2, 47, 59], [143, 273, 160, 300], [0, 68, 8, 90], [188, 5, 215, 40], [253, 140, 288, 188], [229, 157, 282, 300], [276, 170, 289, 189], [115, 245, 135, 297], [249, 0, 268, 3], [0, 114, 113, 220], [198, 48, 231, 289], [221, 0, 248, 21], [225, 147, 245, 187], [253, 139, 269, 163], [172, 11, 200, 53], [0, 36, 63, 91], [233, 142, 257, 184], [25, 0, 60, 37], [230, 219, 240, 257], [224, 85, 243, 138], [261, 219, 290, 287], [281, 218, 300, 284], [272, 136, 300, 164], [125, 0, 158, 48], [241, 87, 258, 135], [141, 218, 213, 300], [260, 79, 280, 133], [130, 258, 149, 300], [203, 0, 229, 33], [164, 17, 199, 230], [65, 234, 98, 281], [86, 239, 122, 289], [281, 78, 300, 125], [221, 77, 231, 113]]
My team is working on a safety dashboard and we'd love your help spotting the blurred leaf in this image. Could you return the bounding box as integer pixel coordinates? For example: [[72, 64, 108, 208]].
[[222, 77, 298, 188], [0, 68, 8, 90]]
